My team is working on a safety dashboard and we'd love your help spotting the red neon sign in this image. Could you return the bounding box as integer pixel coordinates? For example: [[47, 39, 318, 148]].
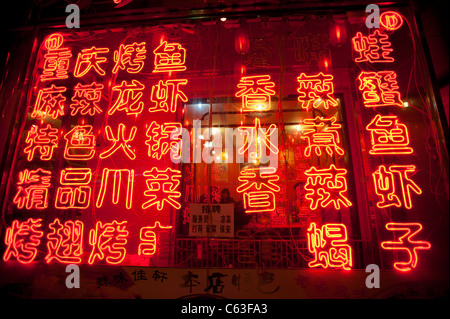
[[70, 82, 104, 116], [297, 72, 338, 110], [109, 80, 145, 115], [31, 84, 67, 119], [366, 114, 413, 155], [88, 220, 128, 265], [380, 11, 404, 31], [307, 222, 352, 270], [372, 165, 422, 210], [45, 219, 84, 264], [24, 124, 59, 161], [142, 168, 182, 210], [145, 121, 183, 160], [13, 168, 52, 210], [352, 30, 394, 63], [3, 218, 44, 264], [139, 221, 173, 256], [304, 164, 352, 210], [63, 125, 96, 161], [40, 33, 72, 82], [236, 167, 280, 214], [113, 42, 147, 74], [300, 116, 345, 157], [149, 79, 188, 113], [74, 46, 109, 78], [100, 123, 137, 160], [237, 118, 279, 160], [357, 71, 402, 107], [381, 223, 431, 272], [96, 168, 134, 209], [153, 41, 186, 73], [235, 75, 276, 112], [55, 168, 92, 209]]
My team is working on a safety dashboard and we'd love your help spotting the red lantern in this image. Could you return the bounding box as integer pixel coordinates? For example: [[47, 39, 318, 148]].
[[329, 19, 347, 47]]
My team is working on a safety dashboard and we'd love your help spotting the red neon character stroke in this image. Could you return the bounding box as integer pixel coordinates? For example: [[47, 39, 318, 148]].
[[381, 223, 431, 272], [31, 84, 67, 119], [24, 124, 59, 161], [74, 46, 109, 78], [357, 71, 402, 107], [236, 167, 280, 214], [113, 42, 147, 74], [3, 218, 44, 264], [109, 80, 145, 115], [366, 114, 413, 155], [149, 79, 188, 113], [304, 164, 352, 210], [139, 221, 173, 256], [88, 220, 128, 265], [145, 121, 182, 160], [297, 72, 338, 110], [352, 30, 394, 63], [55, 168, 92, 209], [40, 33, 72, 82], [13, 168, 52, 210], [237, 118, 278, 160], [96, 168, 134, 210], [307, 222, 352, 270], [300, 116, 345, 157], [153, 41, 186, 73], [63, 125, 96, 161], [69, 82, 104, 116], [142, 167, 182, 210], [235, 75, 276, 112], [100, 123, 137, 160], [45, 219, 84, 264], [380, 11, 404, 31], [372, 165, 422, 209]]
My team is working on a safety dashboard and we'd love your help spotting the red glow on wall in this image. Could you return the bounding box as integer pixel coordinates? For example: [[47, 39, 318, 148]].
[[13, 168, 52, 210], [142, 168, 182, 210], [24, 124, 59, 161], [88, 220, 128, 265], [304, 164, 352, 210], [235, 75, 276, 112], [297, 72, 338, 109], [381, 223, 431, 271], [3, 218, 44, 264], [372, 165, 422, 210], [74, 46, 109, 78], [366, 114, 413, 155], [45, 219, 84, 264], [307, 222, 352, 270], [352, 30, 394, 63]]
